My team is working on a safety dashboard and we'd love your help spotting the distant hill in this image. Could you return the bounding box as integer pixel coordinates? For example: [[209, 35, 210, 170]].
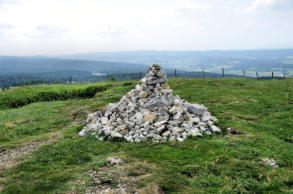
[[0, 56, 149, 74], [60, 49, 293, 76]]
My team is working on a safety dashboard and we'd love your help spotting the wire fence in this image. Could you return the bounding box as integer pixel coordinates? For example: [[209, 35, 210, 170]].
[[1, 68, 290, 90]]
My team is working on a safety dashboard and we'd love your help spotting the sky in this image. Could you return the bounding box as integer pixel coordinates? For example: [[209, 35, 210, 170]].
[[0, 0, 293, 55]]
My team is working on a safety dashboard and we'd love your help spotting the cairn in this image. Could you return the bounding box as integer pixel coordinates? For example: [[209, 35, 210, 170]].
[[79, 64, 221, 142]]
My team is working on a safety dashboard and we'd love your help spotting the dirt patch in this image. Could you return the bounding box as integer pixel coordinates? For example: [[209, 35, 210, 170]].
[[71, 156, 161, 194], [0, 133, 62, 171], [71, 109, 93, 126], [0, 132, 62, 191], [4, 122, 15, 128], [0, 177, 4, 192]]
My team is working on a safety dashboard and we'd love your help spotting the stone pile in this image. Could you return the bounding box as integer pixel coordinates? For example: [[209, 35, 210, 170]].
[[79, 64, 221, 142]]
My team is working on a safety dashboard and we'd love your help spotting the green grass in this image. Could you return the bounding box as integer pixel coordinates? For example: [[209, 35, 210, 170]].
[[0, 82, 114, 110], [0, 78, 293, 193]]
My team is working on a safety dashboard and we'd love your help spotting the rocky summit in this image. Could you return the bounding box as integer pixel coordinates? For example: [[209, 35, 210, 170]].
[[79, 64, 221, 142]]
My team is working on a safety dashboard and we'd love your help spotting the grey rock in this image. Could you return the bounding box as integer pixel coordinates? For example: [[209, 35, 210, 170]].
[[135, 84, 143, 91], [107, 103, 116, 112], [138, 91, 148, 98], [173, 113, 183, 120], [157, 125, 166, 134], [157, 70, 166, 78], [211, 125, 221, 133], [79, 130, 87, 136], [154, 120, 167, 127], [162, 131, 170, 137], [261, 158, 279, 167], [107, 156, 123, 166], [169, 136, 176, 142], [101, 117, 109, 125], [187, 104, 206, 115]]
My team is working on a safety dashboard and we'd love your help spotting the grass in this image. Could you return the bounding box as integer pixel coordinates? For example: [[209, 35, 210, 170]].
[[0, 78, 293, 193], [0, 82, 114, 110]]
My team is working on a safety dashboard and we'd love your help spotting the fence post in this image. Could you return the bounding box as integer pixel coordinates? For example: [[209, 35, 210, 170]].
[[202, 70, 205, 79], [256, 72, 258, 79], [139, 72, 142, 78], [175, 69, 177, 78], [283, 73, 286, 79], [272, 72, 274, 79], [243, 69, 246, 78], [69, 75, 72, 84], [222, 68, 224, 78]]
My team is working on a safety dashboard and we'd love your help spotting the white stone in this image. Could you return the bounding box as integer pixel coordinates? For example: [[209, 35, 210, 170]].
[[211, 125, 221, 133], [112, 132, 123, 138], [107, 156, 123, 166], [141, 77, 146, 83], [169, 107, 177, 115], [189, 131, 203, 137], [169, 136, 176, 142], [174, 98, 181, 105], [261, 158, 279, 167], [173, 113, 182, 120], [101, 117, 108, 125], [162, 131, 170, 137], [135, 84, 143, 91], [138, 91, 148, 99], [190, 117, 200, 123], [154, 120, 167, 127], [157, 125, 166, 134], [107, 103, 116, 112], [79, 130, 87, 136], [135, 112, 143, 125]]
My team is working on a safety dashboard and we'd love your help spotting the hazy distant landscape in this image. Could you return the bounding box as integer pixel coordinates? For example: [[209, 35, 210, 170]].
[[1, 49, 292, 87], [62, 49, 293, 75]]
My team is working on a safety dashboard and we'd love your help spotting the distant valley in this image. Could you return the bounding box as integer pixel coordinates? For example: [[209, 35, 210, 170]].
[[0, 49, 293, 87], [61, 49, 293, 77]]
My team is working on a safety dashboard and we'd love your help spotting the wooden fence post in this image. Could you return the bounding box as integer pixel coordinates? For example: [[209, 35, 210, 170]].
[[69, 75, 72, 84], [222, 68, 224, 78], [243, 69, 246, 78], [139, 72, 142, 78], [202, 70, 205, 79], [175, 69, 177, 78], [272, 72, 274, 79], [256, 72, 258, 79], [283, 73, 286, 79]]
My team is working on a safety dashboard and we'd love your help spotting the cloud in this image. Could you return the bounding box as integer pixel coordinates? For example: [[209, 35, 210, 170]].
[[0, 23, 13, 29], [171, 1, 212, 15], [0, 0, 21, 6], [99, 25, 128, 37], [246, 0, 293, 12], [0, 0, 293, 55], [0, 23, 14, 37], [35, 24, 68, 38]]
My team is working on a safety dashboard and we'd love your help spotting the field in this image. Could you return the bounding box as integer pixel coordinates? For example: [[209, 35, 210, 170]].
[[0, 78, 293, 193]]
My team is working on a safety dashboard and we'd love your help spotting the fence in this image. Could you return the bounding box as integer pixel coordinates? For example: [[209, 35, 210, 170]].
[[0, 68, 290, 89], [65, 68, 289, 84]]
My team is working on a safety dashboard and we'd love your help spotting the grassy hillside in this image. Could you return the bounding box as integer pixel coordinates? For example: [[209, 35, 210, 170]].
[[0, 83, 113, 110], [0, 78, 292, 193]]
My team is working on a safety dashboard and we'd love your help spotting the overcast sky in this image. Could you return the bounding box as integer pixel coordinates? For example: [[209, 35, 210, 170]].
[[0, 0, 293, 55]]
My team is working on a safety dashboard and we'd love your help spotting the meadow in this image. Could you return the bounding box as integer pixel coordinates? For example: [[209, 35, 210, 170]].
[[0, 78, 292, 193]]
